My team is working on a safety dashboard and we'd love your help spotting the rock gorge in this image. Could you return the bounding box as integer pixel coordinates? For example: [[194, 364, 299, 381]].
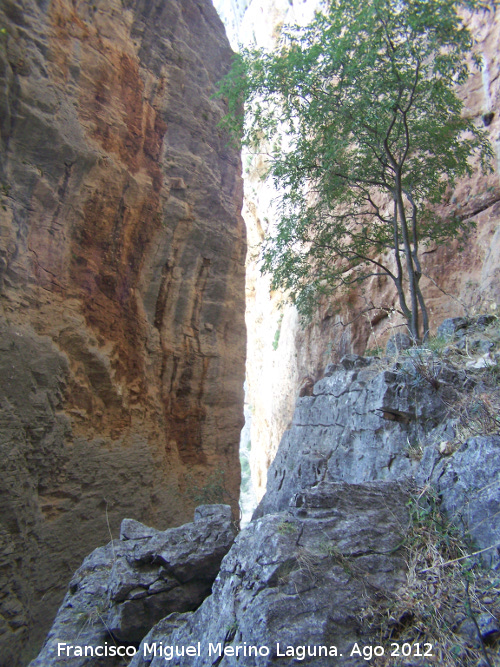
[[2, 0, 500, 665], [0, 0, 245, 663]]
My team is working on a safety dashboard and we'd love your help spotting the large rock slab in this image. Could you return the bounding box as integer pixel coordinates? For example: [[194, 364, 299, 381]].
[[256, 352, 500, 569], [130, 481, 410, 667], [432, 435, 500, 568], [30, 505, 235, 667], [254, 355, 456, 517]]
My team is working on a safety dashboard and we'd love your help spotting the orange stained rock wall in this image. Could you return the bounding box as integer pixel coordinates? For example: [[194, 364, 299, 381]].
[[0, 0, 246, 664]]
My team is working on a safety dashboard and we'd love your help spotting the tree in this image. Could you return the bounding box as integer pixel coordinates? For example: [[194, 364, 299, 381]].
[[217, 0, 493, 340]]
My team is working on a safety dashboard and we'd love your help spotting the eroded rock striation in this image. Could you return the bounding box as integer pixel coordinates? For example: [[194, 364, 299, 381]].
[[0, 0, 245, 663]]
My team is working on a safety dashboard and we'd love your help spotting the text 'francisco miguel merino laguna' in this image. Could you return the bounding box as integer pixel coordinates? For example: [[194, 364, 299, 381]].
[[57, 641, 434, 661], [57, 642, 340, 660]]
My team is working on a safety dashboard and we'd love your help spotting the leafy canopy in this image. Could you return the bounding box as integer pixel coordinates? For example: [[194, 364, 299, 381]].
[[217, 0, 493, 338]]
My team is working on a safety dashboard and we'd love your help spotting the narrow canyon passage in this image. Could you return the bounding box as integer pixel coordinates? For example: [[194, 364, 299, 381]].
[[0, 1, 499, 665]]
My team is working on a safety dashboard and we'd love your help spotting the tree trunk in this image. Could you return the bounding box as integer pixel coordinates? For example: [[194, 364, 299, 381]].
[[395, 183, 419, 340]]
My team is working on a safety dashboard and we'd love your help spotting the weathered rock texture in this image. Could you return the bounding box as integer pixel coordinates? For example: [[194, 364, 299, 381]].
[[30, 505, 235, 667], [228, 0, 500, 502], [0, 0, 245, 663], [432, 435, 500, 568], [256, 319, 500, 568], [253, 354, 452, 516], [130, 482, 411, 667], [123, 337, 498, 667]]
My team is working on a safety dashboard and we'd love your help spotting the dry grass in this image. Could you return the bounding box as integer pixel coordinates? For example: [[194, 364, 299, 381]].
[[360, 491, 500, 667], [373, 317, 500, 445], [354, 320, 500, 665]]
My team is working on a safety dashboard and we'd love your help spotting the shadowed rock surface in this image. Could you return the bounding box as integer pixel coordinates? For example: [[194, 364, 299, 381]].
[[29, 505, 235, 667], [0, 0, 245, 662]]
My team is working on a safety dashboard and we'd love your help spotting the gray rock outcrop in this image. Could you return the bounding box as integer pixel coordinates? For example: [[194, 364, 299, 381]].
[[122, 342, 499, 666], [30, 506, 235, 667], [254, 354, 456, 517], [255, 343, 500, 567], [432, 435, 500, 568], [129, 482, 410, 667]]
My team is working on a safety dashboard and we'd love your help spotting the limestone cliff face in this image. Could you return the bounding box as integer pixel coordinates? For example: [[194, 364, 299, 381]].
[[227, 2, 500, 501], [0, 0, 245, 663]]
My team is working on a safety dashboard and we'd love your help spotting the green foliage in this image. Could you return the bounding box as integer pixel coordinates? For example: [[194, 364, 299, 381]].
[[276, 519, 297, 535], [217, 0, 493, 339], [364, 345, 384, 357], [272, 313, 284, 351]]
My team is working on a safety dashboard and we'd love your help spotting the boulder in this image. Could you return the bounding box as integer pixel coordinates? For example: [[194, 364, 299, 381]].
[[433, 436, 500, 568], [385, 332, 413, 356], [437, 317, 470, 339], [129, 482, 410, 667], [29, 506, 235, 666]]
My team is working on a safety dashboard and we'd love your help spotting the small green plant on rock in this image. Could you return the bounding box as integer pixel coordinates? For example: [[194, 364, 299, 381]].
[[365, 346, 384, 358], [276, 519, 297, 536]]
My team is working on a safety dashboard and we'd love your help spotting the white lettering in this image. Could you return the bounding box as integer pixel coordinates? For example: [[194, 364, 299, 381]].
[[351, 643, 362, 657], [209, 643, 222, 656], [143, 643, 158, 657]]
